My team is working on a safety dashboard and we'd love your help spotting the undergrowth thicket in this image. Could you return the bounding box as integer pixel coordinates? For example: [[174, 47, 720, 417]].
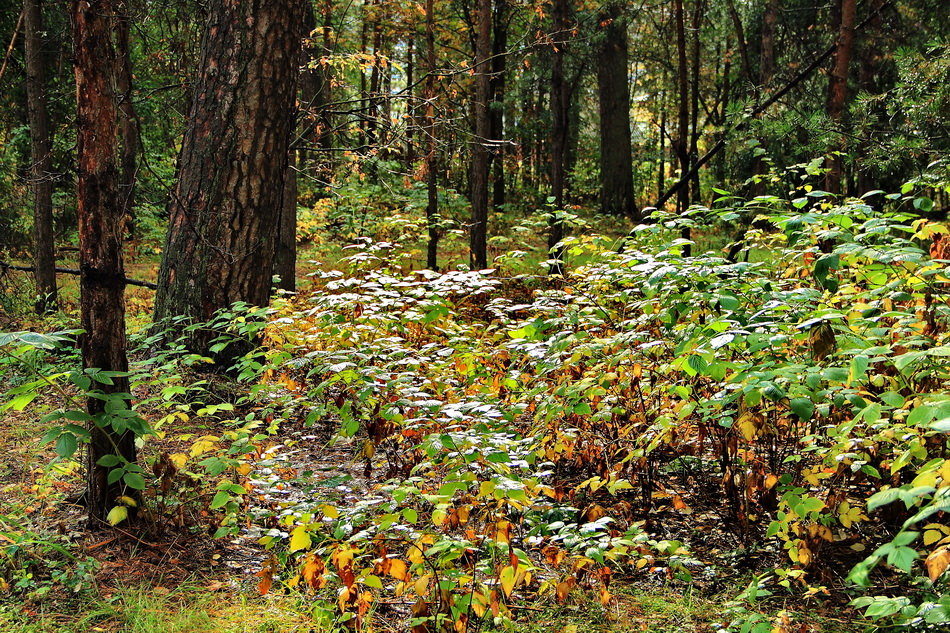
[[3, 164, 950, 632]]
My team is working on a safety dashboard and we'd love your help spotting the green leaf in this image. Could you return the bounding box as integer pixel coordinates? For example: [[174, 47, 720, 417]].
[[123, 472, 147, 490], [55, 433, 78, 458], [210, 490, 230, 509], [789, 398, 814, 421], [97, 454, 122, 467]]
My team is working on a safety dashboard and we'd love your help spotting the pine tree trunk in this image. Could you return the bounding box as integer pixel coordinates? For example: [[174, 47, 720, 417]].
[[114, 1, 139, 236], [153, 0, 304, 357], [826, 0, 856, 194], [72, 0, 136, 524], [469, 0, 491, 269], [596, 3, 634, 219], [24, 0, 57, 313]]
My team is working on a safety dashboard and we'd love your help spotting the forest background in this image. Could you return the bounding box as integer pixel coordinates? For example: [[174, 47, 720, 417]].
[[0, 0, 950, 631]]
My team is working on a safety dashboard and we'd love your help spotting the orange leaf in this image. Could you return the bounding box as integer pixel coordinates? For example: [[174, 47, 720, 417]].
[[389, 558, 409, 581], [926, 547, 950, 582]]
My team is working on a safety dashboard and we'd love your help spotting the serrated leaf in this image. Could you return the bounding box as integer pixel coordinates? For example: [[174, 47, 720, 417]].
[[55, 433, 78, 458], [123, 472, 146, 490]]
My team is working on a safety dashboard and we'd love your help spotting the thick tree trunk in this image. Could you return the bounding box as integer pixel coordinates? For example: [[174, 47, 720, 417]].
[[24, 0, 57, 313], [153, 0, 304, 357], [596, 3, 634, 219], [826, 0, 856, 194], [114, 1, 139, 236], [469, 0, 491, 269], [423, 0, 440, 270], [72, 0, 136, 524]]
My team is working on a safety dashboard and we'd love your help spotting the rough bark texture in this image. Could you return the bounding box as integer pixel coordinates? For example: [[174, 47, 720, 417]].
[[469, 0, 492, 269], [826, 0, 856, 194], [673, 0, 690, 215], [596, 4, 634, 219], [72, 0, 136, 523], [153, 0, 304, 355], [24, 0, 57, 313]]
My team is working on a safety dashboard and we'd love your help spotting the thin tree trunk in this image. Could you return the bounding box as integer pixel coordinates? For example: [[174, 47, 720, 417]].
[[547, 0, 571, 274], [688, 0, 705, 205], [423, 0, 439, 270], [596, 3, 634, 219], [406, 35, 415, 165], [276, 150, 297, 292], [72, 0, 136, 523], [725, 0, 753, 86], [826, 0, 856, 194], [153, 0, 304, 358], [469, 0, 491, 269], [760, 0, 779, 89], [114, 0, 139, 236], [490, 0, 507, 213], [24, 0, 56, 313]]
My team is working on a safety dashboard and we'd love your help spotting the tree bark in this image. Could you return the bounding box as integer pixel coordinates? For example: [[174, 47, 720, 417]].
[[423, 0, 440, 270], [153, 0, 304, 357], [72, 0, 136, 523], [596, 3, 634, 219], [490, 0, 507, 213], [24, 0, 57, 313], [469, 0, 491, 269], [826, 0, 856, 194], [759, 0, 779, 89], [547, 0, 571, 274], [114, 0, 140, 236]]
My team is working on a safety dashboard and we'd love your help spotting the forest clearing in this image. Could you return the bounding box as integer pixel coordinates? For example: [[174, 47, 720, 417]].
[[1, 0, 949, 631]]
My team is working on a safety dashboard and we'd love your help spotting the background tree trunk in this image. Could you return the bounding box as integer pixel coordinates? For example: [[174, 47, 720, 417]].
[[596, 3, 634, 219], [826, 0, 856, 194], [153, 0, 304, 357], [490, 0, 507, 213], [24, 0, 57, 313], [72, 0, 136, 523], [469, 0, 491, 269], [547, 0, 571, 274], [423, 0, 440, 270], [114, 0, 140, 236]]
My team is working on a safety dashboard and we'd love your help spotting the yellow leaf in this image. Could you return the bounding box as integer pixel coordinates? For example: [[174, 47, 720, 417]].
[[290, 526, 312, 552], [117, 496, 137, 508], [499, 565, 516, 598], [169, 453, 188, 469], [414, 573, 431, 596], [924, 529, 944, 546], [321, 504, 339, 519], [106, 506, 128, 526]]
